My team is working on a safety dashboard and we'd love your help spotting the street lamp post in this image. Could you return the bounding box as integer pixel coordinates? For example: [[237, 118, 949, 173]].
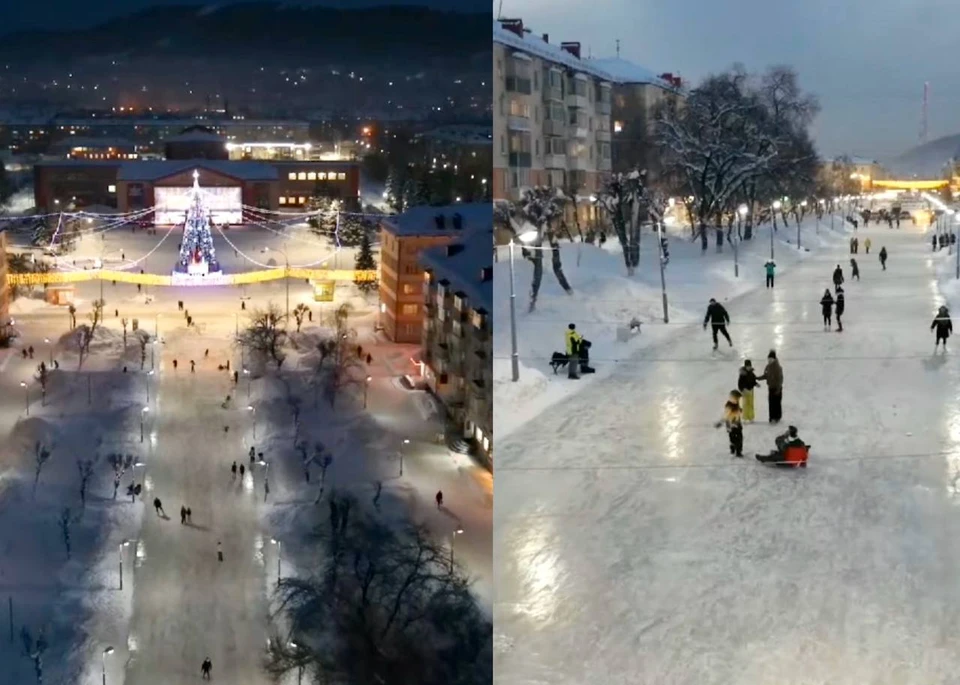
[[735, 205, 748, 278], [118, 539, 130, 590], [44, 337, 52, 365], [248, 405, 257, 439], [399, 438, 410, 477], [509, 231, 538, 382], [771, 200, 782, 259], [140, 406, 149, 443], [102, 646, 114, 685], [243, 368, 251, 400], [655, 220, 669, 323], [289, 642, 304, 685], [450, 527, 464, 572], [798, 200, 807, 249], [145, 370, 154, 404], [20, 381, 28, 415], [271, 538, 282, 586], [363, 375, 372, 409]]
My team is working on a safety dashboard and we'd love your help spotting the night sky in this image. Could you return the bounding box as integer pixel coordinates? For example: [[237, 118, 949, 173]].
[[3, 0, 490, 33]]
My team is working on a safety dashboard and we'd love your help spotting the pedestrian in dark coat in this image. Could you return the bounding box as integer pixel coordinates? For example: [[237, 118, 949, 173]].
[[231, 461, 237, 479], [757, 350, 784, 423], [879, 246, 888, 270], [240, 463, 245, 478], [850, 258, 860, 281], [832, 265, 844, 290], [737, 360, 760, 422], [180, 505, 187, 524], [933, 234, 938, 252], [703, 298, 732, 350], [820, 289, 835, 329], [932, 305, 953, 351], [835, 287, 845, 332]]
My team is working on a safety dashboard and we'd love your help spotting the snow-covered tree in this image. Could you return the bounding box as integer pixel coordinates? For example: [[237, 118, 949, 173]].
[[353, 230, 377, 294], [385, 166, 410, 214], [336, 214, 371, 248], [33, 441, 52, 496], [59, 508, 71, 559], [77, 458, 96, 507], [316, 304, 362, 408], [20, 625, 47, 684], [292, 303, 310, 333], [506, 187, 571, 311], [240, 304, 288, 370], [597, 169, 664, 275]]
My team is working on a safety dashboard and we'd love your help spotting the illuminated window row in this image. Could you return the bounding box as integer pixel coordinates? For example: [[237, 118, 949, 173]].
[[279, 196, 309, 205], [286, 171, 347, 181]]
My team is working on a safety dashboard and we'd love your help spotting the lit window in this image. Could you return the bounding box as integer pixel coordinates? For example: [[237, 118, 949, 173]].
[[401, 304, 419, 315], [279, 197, 287, 205], [108, 185, 116, 193], [337, 172, 346, 180], [614, 120, 624, 133], [317, 172, 327, 180], [307, 172, 317, 180], [288, 172, 296, 180], [297, 172, 307, 180], [298, 196, 306, 205]]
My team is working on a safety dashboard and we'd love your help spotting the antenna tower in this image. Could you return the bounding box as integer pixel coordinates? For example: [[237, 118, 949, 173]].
[[921, 81, 929, 144]]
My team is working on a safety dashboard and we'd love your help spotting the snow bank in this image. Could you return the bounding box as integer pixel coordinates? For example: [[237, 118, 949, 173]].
[[494, 216, 855, 440]]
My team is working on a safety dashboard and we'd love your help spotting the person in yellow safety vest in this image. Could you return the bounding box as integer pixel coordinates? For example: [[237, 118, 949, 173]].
[[566, 323, 583, 379]]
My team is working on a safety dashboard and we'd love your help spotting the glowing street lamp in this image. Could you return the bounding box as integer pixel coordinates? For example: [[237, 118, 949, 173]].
[[140, 406, 149, 443], [398, 438, 410, 477], [118, 539, 131, 590], [102, 646, 115, 685], [271, 538, 282, 586], [770, 200, 782, 259], [363, 375, 372, 409], [44, 337, 52, 365], [248, 405, 257, 439], [20, 381, 28, 415], [450, 527, 464, 572]]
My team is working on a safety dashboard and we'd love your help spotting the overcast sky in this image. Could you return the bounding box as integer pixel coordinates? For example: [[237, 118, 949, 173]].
[[502, 0, 960, 160], [5, 0, 488, 32]]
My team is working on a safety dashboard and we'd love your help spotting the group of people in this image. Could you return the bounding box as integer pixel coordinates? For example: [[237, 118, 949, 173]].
[[562, 324, 596, 379], [849, 236, 871, 254], [820, 265, 848, 331], [932, 233, 956, 251]]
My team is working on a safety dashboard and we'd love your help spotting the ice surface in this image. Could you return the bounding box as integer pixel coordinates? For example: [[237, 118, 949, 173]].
[[495, 220, 960, 684]]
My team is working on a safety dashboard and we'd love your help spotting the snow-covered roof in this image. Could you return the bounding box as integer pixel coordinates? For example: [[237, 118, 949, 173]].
[[419, 227, 493, 313], [493, 21, 615, 82], [50, 137, 137, 150], [587, 57, 680, 92], [117, 160, 278, 182], [164, 130, 226, 144], [380, 203, 492, 238]]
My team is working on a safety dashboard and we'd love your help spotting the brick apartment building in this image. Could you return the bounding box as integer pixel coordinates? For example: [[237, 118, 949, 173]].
[[378, 203, 492, 343], [420, 227, 493, 466]]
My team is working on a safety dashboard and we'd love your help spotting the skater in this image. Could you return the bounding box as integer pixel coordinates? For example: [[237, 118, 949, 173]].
[[186, 507, 192, 523], [565, 324, 582, 379], [850, 236, 856, 254], [756, 425, 808, 466], [879, 246, 887, 270], [180, 505, 187, 524], [853, 236, 859, 253], [201, 657, 212, 680], [153, 497, 165, 516], [231, 461, 237, 479], [820, 289, 834, 329], [241, 300, 246, 311], [239, 463, 245, 479], [832, 264, 844, 290], [703, 298, 732, 350], [864, 237, 871, 254], [932, 305, 952, 351], [249, 446, 256, 463], [27, 345, 33, 359], [114, 309, 119, 318], [172, 359, 178, 371], [308, 310, 313, 322], [714, 390, 744, 457], [933, 233, 938, 252], [127, 482, 136, 502], [764, 260, 776, 288], [217, 541, 223, 562], [190, 360, 195, 373], [737, 360, 760, 422], [757, 349, 784, 423], [178, 300, 183, 311], [835, 286, 845, 332], [850, 258, 860, 281], [204, 349, 209, 358], [436, 490, 443, 508], [233, 370, 239, 384]]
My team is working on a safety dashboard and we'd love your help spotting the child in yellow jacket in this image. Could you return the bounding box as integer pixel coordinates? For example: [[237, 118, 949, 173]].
[[715, 390, 744, 457]]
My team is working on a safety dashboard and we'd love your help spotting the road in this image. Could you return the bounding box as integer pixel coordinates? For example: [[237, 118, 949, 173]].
[[495, 224, 960, 684]]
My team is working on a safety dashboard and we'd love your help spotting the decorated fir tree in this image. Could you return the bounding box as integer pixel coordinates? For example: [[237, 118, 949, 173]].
[[354, 230, 377, 293]]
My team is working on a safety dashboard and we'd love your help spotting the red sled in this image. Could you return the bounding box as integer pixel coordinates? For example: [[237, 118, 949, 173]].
[[780, 444, 810, 467]]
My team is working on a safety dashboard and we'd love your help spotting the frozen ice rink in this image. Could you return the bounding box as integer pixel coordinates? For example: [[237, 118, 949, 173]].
[[495, 224, 960, 684]]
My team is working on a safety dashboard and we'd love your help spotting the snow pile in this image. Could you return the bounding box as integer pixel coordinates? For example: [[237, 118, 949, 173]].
[[494, 216, 855, 440]]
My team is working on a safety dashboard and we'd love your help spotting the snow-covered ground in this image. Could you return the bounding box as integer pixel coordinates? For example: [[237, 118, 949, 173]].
[[494, 214, 855, 440], [494, 219, 960, 683]]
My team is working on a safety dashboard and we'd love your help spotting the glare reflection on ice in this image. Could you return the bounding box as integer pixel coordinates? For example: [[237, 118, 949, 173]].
[[514, 517, 563, 624]]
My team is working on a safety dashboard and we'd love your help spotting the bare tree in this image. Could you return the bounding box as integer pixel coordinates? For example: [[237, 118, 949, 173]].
[[107, 453, 135, 500], [37, 363, 48, 406], [597, 169, 665, 275], [20, 626, 47, 684], [121, 317, 129, 347], [88, 299, 104, 337], [33, 442, 52, 496], [75, 326, 94, 370], [266, 493, 491, 685], [77, 457, 96, 507], [59, 508, 71, 559], [509, 187, 571, 311], [292, 303, 309, 333], [239, 304, 288, 369], [316, 305, 362, 408], [68, 303, 77, 329]]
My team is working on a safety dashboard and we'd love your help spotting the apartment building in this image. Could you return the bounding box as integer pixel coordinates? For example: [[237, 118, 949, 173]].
[[0, 231, 9, 332], [420, 227, 493, 467], [379, 203, 491, 344], [493, 19, 613, 230]]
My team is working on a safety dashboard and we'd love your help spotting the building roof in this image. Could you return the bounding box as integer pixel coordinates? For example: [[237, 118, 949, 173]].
[[116, 160, 278, 182], [493, 21, 615, 82], [420, 227, 493, 313], [51, 137, 137, 150], [587, 57, 680, 92], [380, 202, 492, 238], [34, 159, 125, 168], [164, 130, 226, 144]]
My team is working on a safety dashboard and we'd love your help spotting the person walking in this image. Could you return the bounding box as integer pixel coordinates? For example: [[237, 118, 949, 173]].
[[737, 360, 760, 422], [201, 657, 212, 680], [172, 359, 178, 371], [879, 246, 887, 270], [436, 490, 443, 508], [933, 233, 938, 252], [190, 360, 196, 373], [186, 507, 192, 523], [714, 390, 744, 457], [231, 461, 237, 479], [932, 305, 953, 352], [820, 289, 835, 330], [180, 505, 187, 524], [853, 236, 859, 253], [153, 497, 165, 516], [703, 298, 733, 350], [832, 264, 844, 290], [835, 286, 845, 332], [850, 236, 856, 254], [757, 349, 784, 424], [764, 260, 776, 288], [850, 258, 860, 281], [217, 541, 223, 562], [565, 324, 583, 380], [864, 237, 871, 254], [249, 446, 256, 464], [239, 463, 245, 479]]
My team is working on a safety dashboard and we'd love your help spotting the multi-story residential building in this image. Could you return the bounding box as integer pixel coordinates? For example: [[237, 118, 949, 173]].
[[493, 19, 614, 232], [50, 137, 142, 160], [378, 203, 491, 344], [587, 58, 684, 179], [0, 231, 9, 332], [420, 227, 493, 466]]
